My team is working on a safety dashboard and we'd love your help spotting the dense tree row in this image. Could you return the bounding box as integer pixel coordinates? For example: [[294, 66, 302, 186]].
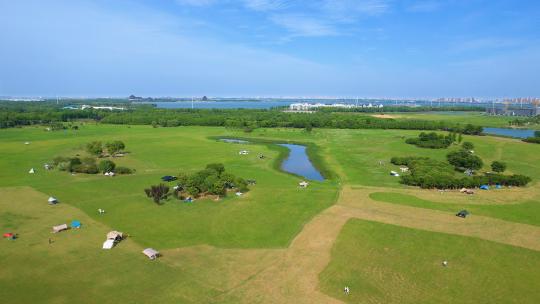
[[51, 156, 133, 174], [1, 101, 485, 134]]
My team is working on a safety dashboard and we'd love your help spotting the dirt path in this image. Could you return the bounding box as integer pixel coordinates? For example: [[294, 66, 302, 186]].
[[217, 186, 540, 303]]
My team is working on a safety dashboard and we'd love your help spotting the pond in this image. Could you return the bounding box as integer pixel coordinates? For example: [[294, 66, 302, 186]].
[[483, 127, 536, 139], [218, 138, 325, 181], [278, 144, 325, 181]]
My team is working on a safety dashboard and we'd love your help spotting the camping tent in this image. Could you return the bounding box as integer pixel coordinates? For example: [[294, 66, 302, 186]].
[[102, 239, 115, 249], [161, 175, 177, 182], [71, 220, 81, 229], [299, 181, 309, 188], [480, 185, 490, 190], [142, 248, 160, 260], [52, 224, 68, 233], [3, 233, 15, 239], [29, 168, 35, 174], [107, 231, 123, 240], [48, 197, 58, 204]]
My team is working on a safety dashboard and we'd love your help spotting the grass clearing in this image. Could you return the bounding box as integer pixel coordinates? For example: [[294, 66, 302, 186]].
[[320, 219, 540, 304]]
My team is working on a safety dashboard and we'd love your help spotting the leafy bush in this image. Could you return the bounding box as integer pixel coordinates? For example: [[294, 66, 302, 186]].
[[105, 140, 125, 156], [447, 150, 483, 171], [174, 164, 249, 198], [86, 141, 103, 156], [462, 142, 474, 151], [523, 137, 540, 144], [491, 161, 507, 173], [71, 164, 99, 174], [390, 156, 429, 166], [115, 166, 133, 174], [405, 132, 454, 149], [98, 160, 116, 172]]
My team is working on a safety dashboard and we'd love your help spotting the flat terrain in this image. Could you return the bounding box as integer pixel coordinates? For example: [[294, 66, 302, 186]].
[[1, 123, 539, 303]]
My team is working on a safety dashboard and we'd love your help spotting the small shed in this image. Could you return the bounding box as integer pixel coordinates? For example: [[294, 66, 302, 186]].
[[48, 197, 58, 205], [71, 220, 82, 229], [52, 224, 69, 233], [299, 181, 309, 188], [456, 210, 470, 218], [102, 239, 115, 249], [142, 248, 160, 260], [107, 231, 123, 241]]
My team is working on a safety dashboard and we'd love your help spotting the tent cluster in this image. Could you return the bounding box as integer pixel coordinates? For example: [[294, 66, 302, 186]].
[[104, 171, 115, 177], [238, 150, 249, 155], [103, 231, 123, 249], [51, 220, 81, 233]]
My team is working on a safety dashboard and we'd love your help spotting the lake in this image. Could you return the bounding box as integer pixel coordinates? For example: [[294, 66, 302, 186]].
[[483, 127, 536, 139]]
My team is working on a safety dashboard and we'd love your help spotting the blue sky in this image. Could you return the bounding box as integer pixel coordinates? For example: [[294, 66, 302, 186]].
[[1, 0, 539, 98]]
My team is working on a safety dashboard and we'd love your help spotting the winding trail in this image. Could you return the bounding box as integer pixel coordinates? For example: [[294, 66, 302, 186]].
[[217, 186, 540, 303]]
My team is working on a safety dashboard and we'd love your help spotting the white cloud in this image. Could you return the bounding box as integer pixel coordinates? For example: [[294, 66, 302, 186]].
[[242, 0, 291, 11], [175, 0, 216, 6], [270, 14, 338, 37], [407, 1, 443, 13], [322, 0, 390, 16]]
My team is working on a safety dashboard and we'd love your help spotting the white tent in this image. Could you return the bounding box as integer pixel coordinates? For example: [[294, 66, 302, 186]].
[[52, 224, 68, 233], [29, 168, 35, 174], [107, 231, 123, 240], [102, 239, 115, 249], [142, 248, 160, 260], [48, 197, 58, 204], [299, 181, 309, 188]]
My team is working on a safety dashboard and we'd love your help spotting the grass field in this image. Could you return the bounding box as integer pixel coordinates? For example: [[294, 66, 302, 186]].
[[1, 122, 539, 303], [320, 219, 540, 304]]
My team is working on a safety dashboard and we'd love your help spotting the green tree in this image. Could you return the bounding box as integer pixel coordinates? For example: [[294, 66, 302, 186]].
[[98, 160, 116, 172], [206, 163, 225, 176], [144, 184, 169, 204], [457, 133, 463, 143], [105, 140, 125, 156], [447, 150, 483, 171], [86, 141, 103, 156], [462, 141, 474, 151], [491, 161, 507, 173]]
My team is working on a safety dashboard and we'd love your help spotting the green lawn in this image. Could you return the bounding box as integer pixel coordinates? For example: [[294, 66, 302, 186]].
[[0, 125, 338, 249], [370, 192, 540, 227], [320, 219, 540, 304]]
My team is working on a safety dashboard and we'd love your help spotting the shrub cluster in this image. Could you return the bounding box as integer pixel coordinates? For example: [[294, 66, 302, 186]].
[[523, 131, 540, 144], [86, 140, 126, 157], [176, 163, 249, 198], [405, 132, 455, 149], [395, 157, 530, 189], [52, 156, 133, 175]]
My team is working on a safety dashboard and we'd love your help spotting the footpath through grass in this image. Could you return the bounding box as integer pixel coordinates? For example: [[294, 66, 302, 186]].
[[320, 219, 540, 304], [370, 192, 540, 227]]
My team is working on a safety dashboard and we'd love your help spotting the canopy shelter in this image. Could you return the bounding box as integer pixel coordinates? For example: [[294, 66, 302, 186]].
[[102, 239, 115, 249], [71, 220, 81, 229], [456, 210, 470, 218], [142, 248, 160, 260], [107, 231, 123, 241], [48, 197, 58, 205], [52, 224, 69, 233]]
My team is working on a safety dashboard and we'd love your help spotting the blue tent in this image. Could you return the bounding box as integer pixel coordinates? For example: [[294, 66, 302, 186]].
[[495, 184, 502, 189], [71, 220, 81, 229], [479, 185, 490, 190]]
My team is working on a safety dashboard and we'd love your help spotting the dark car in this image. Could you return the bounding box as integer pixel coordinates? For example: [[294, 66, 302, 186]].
[[456, 210, 470, 218], [161, 175, 177, 182]]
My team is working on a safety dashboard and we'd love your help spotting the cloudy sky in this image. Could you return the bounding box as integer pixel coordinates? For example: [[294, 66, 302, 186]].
[[1, 0, 539, 98]]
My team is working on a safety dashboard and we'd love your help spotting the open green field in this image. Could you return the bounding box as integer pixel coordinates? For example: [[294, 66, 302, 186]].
[[1, 123, 539, 303], [320, 219, 540, 304], [369, 111, 540, 129]]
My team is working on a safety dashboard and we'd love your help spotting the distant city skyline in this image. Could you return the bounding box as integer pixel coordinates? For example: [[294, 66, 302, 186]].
[[1, 0, 539, 97]]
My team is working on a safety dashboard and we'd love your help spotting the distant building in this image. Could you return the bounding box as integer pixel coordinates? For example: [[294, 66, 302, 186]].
[[288, 102, 383, 111], [486, 107, 540, 117]]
